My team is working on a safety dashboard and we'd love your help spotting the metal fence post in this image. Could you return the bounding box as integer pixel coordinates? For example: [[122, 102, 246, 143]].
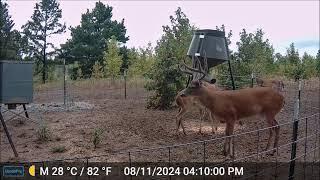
[[303, 117, 308, 180], [124, 70, 127, 99], [86, 157, 90, 180], [227, 57, 236, 90], [63, 59, 66, 107], [203, 141, 206, 165], [255, 130, 260, 179], [318, 76, 320, 171], [251, 73, 254, 88], [289, 80, 301, 180], [168, 147, 172, 180], [128, 152, 132, 180], [168, 147, 171, 165], [203, 141, 206, 180]]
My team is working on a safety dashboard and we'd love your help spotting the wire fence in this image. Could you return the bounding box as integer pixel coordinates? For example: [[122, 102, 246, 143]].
[[33, 74, 149, 104], [1, 66, 319, 179]]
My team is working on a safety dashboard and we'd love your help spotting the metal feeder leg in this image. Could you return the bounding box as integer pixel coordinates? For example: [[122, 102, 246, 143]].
[[22, 104, 29, 118], [0, 109, 18, 157]]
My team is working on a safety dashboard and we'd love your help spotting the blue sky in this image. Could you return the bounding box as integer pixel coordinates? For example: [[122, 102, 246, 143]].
[[6, 0, 320, 56]]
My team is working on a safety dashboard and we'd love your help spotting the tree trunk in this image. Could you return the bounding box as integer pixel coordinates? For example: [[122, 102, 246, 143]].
[[42, 41, 47, 84], [42, 17, 48, 84]]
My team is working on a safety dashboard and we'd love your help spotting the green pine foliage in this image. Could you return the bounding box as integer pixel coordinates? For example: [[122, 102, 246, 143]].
[[128, 43, 155, 78], [145, 7, 194, 109], [21, 0, 66, 84], [92, 61, 104, 79], [103, 36, 123, 79], [316, 50, 320, 76], [0, 1, 22, 60], [60, 2, 128, 78]]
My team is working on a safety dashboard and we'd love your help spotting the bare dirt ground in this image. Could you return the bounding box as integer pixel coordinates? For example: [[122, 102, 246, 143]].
[[1, 79, 319, 163]]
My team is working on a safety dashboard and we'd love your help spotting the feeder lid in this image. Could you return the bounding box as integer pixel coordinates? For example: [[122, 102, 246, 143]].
[[187, 29, 229, 68]]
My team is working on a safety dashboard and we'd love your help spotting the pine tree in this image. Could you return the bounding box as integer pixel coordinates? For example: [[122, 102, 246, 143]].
[[285, 43, 304, 80], [127, 43, 155, 78], [76, 67, 83, 80], [92, 61, 104, 79], [60, 2, 128, 77], [22, 0, 66, 83], [103, 36, 122, 80], [316, 50, 320, 76], [234, 29, 275, 76], [301, 52, 317, 78], [286, 43, 300, 65], [146, 7, 194, 109], [0, 1, 22, 59]]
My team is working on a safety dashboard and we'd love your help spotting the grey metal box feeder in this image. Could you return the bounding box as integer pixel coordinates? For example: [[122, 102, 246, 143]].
[[0, 60, 34, 105], [187, 29, 229, 68], [0, 60, 34, 157], [182, 29, 235, 89]]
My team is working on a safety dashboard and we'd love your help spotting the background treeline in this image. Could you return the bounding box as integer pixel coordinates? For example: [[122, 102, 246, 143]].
[[1, 0, 319, 109]]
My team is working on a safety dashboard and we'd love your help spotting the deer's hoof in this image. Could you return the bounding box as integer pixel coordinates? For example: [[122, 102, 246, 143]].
[[223, 150, 228, 156], [229, 153, 235, 159], [175, 131, 182, 136], [266, 150, 276, 156], [238, 121, 244, 126], [267, 152, 274, 156]]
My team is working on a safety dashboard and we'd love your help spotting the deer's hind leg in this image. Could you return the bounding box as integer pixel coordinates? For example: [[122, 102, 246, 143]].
[[176, 107, 187, 135], [265, 113, 280, 155], [272, 118, 280, 154], [199, 107, 205, 134], [209, 112, 217, 134], [198, 107, 206, 134]]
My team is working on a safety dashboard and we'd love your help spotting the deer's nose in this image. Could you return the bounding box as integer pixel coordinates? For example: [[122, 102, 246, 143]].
[[210, 78, 217, 84]]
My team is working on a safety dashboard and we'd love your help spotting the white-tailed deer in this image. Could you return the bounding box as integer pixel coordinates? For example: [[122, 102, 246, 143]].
[[256, 77, 285, 93], [182, 80, 285, 157], [175, 81, 218, 135]]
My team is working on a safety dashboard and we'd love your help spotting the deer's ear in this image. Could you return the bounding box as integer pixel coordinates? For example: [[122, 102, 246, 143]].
[[195, 80, 202, 87]]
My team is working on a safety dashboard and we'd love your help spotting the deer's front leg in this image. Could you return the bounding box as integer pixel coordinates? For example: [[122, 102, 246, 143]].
[[209, 112, 217, 134], [224, 121, 235, 157], [198, 108, 205, 134]]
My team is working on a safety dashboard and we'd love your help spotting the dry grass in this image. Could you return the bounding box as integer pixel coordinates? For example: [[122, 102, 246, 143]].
[[51, 146, 67, 153]]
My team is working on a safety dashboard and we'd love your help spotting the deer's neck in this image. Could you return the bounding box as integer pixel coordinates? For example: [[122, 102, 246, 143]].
[[197, 88, 216, 109]]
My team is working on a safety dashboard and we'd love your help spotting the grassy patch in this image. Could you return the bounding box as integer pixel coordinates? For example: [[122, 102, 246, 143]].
[[36, 125, 51, 142], [92, 128, 104, 149], [51, 146, 67, 153]]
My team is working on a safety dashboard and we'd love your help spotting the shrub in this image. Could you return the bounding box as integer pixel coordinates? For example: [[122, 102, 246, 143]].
[[36, 125, 51, 142], [51, 146, 67, 153], [92, 128, 104, 149]]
